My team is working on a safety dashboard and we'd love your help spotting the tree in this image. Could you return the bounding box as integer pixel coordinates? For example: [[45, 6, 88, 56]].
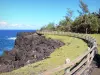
[[40, 25, 46, 31], [57, 18, 73, 32], [65, 8, 73, 19], [79, 0, 89, 15], [75, 0, 90, 33], [92, 8, 100, 33], [40, 22, 55, 31], [89, 15, 99, 33], [45, 22, 55, 31], [92, 8, 100, 18], [56, 8, 73, 32], [64, 8, 73, 31], [57, 19, 67, 31], [72, 14, 99, 33]]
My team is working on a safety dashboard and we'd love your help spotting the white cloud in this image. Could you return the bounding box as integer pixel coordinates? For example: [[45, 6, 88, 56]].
[[0, 21, 37, 30], [0, 21, 8, 25]]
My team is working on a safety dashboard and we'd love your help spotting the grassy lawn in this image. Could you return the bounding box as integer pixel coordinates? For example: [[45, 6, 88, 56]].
[[90, 34, 100, 54], [0, 35, 88, 75]]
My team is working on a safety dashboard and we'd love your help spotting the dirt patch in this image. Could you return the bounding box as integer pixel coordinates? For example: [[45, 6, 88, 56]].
[[0, 32, 64, 73]]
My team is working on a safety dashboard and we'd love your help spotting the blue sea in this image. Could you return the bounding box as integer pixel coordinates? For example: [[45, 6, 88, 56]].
[[0, 30, 36, 56]]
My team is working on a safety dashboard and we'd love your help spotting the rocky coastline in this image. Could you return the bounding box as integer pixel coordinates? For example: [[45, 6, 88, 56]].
[[0, 32, 64, 73]]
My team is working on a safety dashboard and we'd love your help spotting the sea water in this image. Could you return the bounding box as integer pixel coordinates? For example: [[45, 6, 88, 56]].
[[0, 30, 35, 56]]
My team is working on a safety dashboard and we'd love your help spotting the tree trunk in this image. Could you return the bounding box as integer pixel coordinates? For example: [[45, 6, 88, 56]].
[[86, 28, 88, 34]]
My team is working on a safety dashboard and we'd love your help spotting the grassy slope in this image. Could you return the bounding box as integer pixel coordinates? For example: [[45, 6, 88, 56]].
[[91, 34, 100, 54], [0, 35, 87, 75]]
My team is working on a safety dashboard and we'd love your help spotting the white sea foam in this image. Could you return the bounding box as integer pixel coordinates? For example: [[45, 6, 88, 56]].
[[8, 37, 16, 40]]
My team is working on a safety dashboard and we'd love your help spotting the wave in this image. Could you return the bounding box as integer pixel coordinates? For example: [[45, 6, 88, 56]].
[[8, 37, 16, 40]]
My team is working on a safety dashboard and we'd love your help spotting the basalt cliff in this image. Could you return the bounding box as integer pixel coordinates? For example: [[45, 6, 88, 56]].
[[0, 32, 64, 73]]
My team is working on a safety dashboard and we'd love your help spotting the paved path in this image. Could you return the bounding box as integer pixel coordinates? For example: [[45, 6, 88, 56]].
[[91, 68, 100, 75]]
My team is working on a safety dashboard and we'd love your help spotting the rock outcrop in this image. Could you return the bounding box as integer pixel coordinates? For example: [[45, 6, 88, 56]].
[[0, 32, 64, 73]]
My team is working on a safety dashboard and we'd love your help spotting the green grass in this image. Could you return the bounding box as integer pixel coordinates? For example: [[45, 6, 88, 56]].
[[90, 34, 100, 54], [0, 35, 88, 75]]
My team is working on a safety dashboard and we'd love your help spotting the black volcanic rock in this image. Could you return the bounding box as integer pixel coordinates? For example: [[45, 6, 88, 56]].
[[0, 32, 64, 73]]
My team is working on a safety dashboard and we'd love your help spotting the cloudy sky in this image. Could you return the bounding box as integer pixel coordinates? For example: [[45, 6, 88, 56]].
[[0, 0, 100, 30]]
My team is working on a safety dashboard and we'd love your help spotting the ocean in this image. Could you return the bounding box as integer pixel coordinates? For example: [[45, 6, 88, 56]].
[[0, 30, 36, 56]]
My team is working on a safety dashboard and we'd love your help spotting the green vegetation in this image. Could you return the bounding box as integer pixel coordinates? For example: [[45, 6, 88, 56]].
[[40, 22, 55, 31], [0, 35, 88, 75], [91, 34, 100, 54], [41, 0, 100, 33]]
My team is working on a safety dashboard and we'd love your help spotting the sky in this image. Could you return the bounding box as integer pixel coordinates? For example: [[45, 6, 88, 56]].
[[0, 0, 100, 30]]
